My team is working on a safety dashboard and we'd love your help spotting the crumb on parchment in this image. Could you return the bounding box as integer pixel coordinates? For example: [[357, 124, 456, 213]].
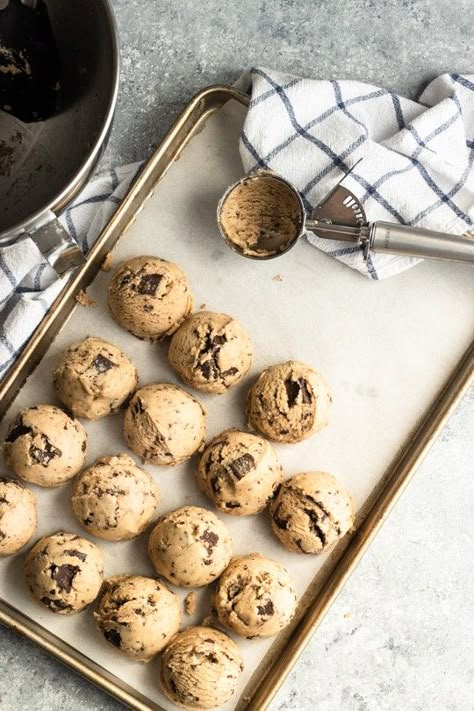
[[200, 303, 207, 310], [100, 252, 113, 272], [344, 612, 352, 619], [184, 592, 197, 616], [75, 289, 96, 307], [272, 274, 284, 282]]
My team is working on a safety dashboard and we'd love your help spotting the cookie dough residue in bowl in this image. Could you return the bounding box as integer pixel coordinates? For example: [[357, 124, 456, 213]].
[[218, 173, 303, 258]]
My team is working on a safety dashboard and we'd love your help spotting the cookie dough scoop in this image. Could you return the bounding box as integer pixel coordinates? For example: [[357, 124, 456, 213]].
[[168, 311, 253, 394], [3, 404, 87, 487], [213, 553, 297, 638], [72, 454, 159, 541], [24, 531, 104, 614], [160, 626, 244, 710], [53, 337, 138, 420], [108, 256, 193, 340], [269, 471, 354, 554], [148, 506, 232, 587], [197, 429, 282, 515], [0, 478, 37, 556], [247, 360, 332, 443], [94, 575, 181, 662], [124, 384, 206, 466]]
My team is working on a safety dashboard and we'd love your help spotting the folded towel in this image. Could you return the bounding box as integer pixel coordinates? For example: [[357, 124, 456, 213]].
[[0, 163, 140, 377], [240, 69, 474, 279]]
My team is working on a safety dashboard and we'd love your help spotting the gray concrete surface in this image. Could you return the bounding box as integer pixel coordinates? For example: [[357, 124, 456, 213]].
[[1, 0, 473, 709]]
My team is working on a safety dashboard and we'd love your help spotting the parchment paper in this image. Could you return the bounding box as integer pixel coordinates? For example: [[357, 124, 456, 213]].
[[0, 100, 473, 710]]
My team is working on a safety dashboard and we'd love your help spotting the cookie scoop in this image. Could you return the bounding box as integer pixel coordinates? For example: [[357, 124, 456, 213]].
[[3, 404, 87, 487], [0, 478, 37, 556], [247, 360, 332, 443], [24, 531, 104, 614], [53, 337, 138, 420], [124, 384, 206, 466], [72, 454, 159, 541], [94, 575, 181, 662], [269, 472, 354, 553], [148, 506, 232, 587], [197, 429, 282, 515], [213, 553, 297, 638], [108, 256, 193, 340], [168, 311, 252, 394], [160, 626, 243, 709]]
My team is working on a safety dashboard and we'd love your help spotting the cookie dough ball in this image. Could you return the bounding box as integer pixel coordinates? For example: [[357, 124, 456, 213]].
[[0, 478, 37, 556], [148, 506, 232, 587], [160, 626, 243, 710], [72, 454, 159, 541], [94, 575, 181, 662], [213, 553, 297, 638], [124, 384, 206, 466], [3, 405, 87, 487], [168, 311, 252, 394], [269, 472, 354, 554], [108, 256, 193, 341], [197, 430, 282, 515], [24, 531, 104, 614], [53, 337, 138, 420], [247, 360, 332, 443]]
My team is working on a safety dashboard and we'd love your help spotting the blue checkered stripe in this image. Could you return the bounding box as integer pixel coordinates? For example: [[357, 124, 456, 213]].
[[240, 69, 474, 280], [0, 163, 141, 377]]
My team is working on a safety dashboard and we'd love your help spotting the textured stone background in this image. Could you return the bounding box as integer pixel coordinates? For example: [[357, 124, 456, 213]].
[[1, 0, 473, 709]]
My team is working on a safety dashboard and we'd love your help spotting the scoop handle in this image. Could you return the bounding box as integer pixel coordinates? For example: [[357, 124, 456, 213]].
[[369, 221, 474, 263]]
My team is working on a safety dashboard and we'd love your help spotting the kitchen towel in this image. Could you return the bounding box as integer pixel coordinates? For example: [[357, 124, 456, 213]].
[[0, 163, 140, 377], [240, 69, 474, 279]]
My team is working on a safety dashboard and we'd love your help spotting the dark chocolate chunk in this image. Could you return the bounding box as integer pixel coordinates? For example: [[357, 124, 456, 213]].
[[103, 628, 122, 648], [0, 531, 5, 541], [272, 505, 288, 530], [228, 453, 255, 480], [206, 653, 219, 664], [0, 496, 9, 504], [81, 440, 87, 452], [222, 367, 238, 377], [227, 583, 242, 600], [285, 378, 313, 407], [299, 378, 313, 403], [41, 596, 71, 612], [304, 508, 327, 545], [201, 529, 219, 549], [210, 477, 221, 495], [29, 435, 61, 466], [92, 353, 116, 373], [257, 600, 274, 617], [225, 501, 241, 509], [199, 359, 218, 380], [63, 549, 87, 562], [132, 397, 145, 415], [136, 273, 163, 296], [50, 563, 80, 592], [5, 420, 32, 443]]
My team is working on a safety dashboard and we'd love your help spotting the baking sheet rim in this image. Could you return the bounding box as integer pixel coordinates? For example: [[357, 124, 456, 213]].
[[0, 85, 472, 711]]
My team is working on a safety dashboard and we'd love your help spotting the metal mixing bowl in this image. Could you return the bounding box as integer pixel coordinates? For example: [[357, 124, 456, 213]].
[[0, 0, 119, 244]]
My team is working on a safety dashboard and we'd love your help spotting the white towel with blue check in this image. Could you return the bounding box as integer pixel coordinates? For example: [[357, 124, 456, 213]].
[[1, 70, 474, 376], [240, 69, 474, 280]]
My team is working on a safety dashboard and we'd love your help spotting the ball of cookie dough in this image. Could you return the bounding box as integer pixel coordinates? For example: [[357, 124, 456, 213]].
[[213, 553, 297, 638], [72, 454, 159, 541], [53, 337, 138, 420], [160, 626, 243, 710], [0, 478, 37, 556], [108, 256, 193, 341], [168, 311, 252, 394], [24, 531, 104, 614], [197, 430, 282, 515], [124, 384, 206, 466], [94, 575, 181, 662], [148, 506, 232, 587], [247, 360, 332, 443], [269, 472, 354, 554], [3, 405, 87, 487]]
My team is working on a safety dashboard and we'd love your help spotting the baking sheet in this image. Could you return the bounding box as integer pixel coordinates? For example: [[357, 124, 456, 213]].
[[0, 98, 473, 711]]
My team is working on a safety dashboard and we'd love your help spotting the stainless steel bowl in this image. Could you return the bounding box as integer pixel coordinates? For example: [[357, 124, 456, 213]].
[[0, 0, 119, 271]]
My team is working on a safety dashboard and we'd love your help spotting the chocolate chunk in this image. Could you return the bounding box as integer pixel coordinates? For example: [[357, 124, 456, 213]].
[[50, 563, 80, 592], [228, 453, 255, 480], [225, 501, 241, 509], [136, 273, 163, 296], [0, 531, 5, 541], [132, 397, 145, 415], [81, 440, 87, 452], [206, 653, 219, 663], [299, 378, 312, 403], [257, 600, 274, 617], [222, 367, 238, 377], [273, 505, 288, 530], [199, 359, 218, 380], [0, 497, 9, 504], [104, 628, 121, 647], [285, 378, 313, 407], [92, 353, 116, 373], [63, 549, 87, 562], [29, 435, 61, 466], [227, 583, 242, 600], [210, 477, 221, 495], [201, 529, 219, 549], [6, 420, 32, 443], [304, 508, 327, 545], [41, 597, 71, 612]]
